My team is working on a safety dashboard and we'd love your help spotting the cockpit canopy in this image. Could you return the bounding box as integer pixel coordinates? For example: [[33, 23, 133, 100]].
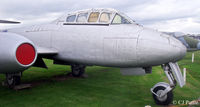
[[55, 8, 134, 25]]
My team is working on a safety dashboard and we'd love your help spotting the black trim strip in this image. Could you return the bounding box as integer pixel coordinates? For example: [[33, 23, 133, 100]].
[[63, 23, 109, 26]]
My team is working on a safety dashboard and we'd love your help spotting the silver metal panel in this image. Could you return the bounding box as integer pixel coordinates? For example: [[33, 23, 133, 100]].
[[103, 38, 137, 64], [52, 24, 142, 67], [120, 68, 146, 75], [8, 24, 58, 49], [37, 47, 58, 55]]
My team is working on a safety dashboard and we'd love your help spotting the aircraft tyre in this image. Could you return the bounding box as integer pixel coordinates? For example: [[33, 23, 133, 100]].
[[152, 86, 173, 105], [6, 74, 21, 88], [71, 64, 86, 77]]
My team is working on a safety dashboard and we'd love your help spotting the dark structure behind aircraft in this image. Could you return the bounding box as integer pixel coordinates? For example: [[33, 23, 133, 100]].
[[164, 32, 200, 51]]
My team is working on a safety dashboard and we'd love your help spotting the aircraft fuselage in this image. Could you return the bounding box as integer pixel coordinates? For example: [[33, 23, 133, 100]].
[[8, 23, 186, 68]]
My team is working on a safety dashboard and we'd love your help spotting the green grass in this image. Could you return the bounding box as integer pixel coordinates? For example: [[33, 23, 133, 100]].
[[0, 52, 200, 107]]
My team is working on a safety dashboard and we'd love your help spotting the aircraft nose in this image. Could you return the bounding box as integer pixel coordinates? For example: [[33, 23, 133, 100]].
[[137, 29, 186, 66], [169, 36, 187, 61]]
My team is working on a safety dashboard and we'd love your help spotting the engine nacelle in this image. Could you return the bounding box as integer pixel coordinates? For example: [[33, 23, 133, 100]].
[[0, 33, 37, 73]]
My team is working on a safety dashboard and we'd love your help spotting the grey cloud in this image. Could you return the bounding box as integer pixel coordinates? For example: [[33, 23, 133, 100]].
[[0, 0, 153, 18]]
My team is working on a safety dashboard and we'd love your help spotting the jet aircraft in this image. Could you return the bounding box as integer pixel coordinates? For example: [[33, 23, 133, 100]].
[[0, 8, 187, 105]]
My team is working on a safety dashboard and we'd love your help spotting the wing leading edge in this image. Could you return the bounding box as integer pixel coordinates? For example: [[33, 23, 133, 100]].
[[0, 20, 20, 24], [37, 47, 58, 55]]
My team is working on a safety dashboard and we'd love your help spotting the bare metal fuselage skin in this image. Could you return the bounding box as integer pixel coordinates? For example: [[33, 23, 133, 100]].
[[0, 9, 187, 105], [8, 23, 186, 68]]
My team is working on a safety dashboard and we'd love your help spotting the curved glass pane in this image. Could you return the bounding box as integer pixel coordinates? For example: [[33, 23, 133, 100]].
[[77, 13, 88, 22], [88, 12, 100, 22], [112, 14, 130, 24], [100, 12, 111, 23], [66, 15, 76, 22]]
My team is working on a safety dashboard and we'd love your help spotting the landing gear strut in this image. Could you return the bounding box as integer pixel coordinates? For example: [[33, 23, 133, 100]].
[[151, 62, 185, 105], [5, 72, 22, 88], [71, 64, 86, 77]]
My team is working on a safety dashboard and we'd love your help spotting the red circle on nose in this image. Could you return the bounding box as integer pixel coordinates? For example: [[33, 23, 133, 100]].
[[16, 43, 36, 65]]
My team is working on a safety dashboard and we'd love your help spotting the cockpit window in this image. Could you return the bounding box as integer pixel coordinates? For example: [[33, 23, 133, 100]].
[[77, 13, 88, 22], [112, 14, 130, 24], [88, 12, 100, 22], [66, 15, 76, 22], [100, 12, 111, 23]]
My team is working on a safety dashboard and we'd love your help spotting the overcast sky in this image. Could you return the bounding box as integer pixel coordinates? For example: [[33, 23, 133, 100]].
[[0, 0, 200, 34]]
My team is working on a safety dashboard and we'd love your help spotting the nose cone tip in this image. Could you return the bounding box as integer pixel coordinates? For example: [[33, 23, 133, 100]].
[[180, 43, 187, 57], [167, 36, 187, 62], [174, 40, 187, 61]]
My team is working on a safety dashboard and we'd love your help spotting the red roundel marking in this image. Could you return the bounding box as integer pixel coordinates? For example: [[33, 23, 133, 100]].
[[16, 43, 36, 65]]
